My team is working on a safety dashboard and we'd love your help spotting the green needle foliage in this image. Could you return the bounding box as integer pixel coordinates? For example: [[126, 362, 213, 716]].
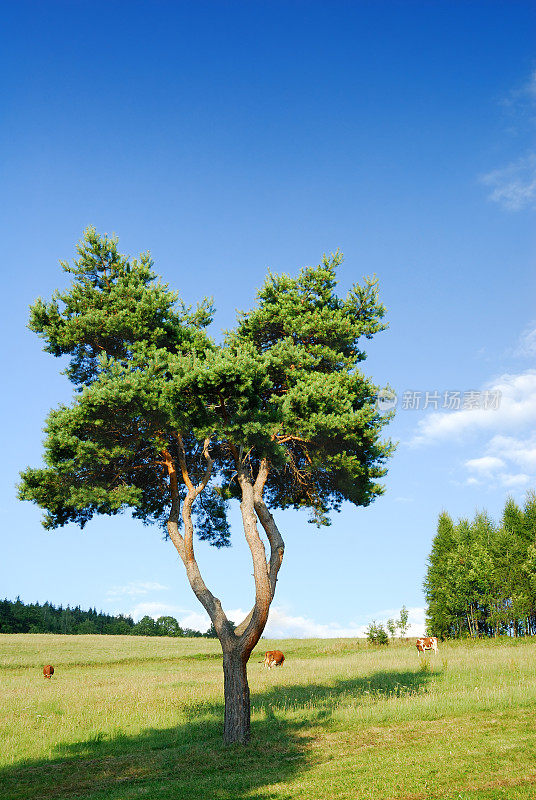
[[19, 228, 394, 538], [20, 229, 226, 542]]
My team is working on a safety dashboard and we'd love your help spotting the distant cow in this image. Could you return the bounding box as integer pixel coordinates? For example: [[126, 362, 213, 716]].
[[43, 664, 54, 679], [416, 637, 438, 655], [264, 650, 285, 668]]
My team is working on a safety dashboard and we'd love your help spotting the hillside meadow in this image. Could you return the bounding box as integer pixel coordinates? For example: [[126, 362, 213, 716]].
[[1, 634, 535, 800]]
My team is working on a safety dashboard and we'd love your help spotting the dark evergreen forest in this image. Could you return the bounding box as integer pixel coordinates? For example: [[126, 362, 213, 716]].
[[0, 597, 207, 637]]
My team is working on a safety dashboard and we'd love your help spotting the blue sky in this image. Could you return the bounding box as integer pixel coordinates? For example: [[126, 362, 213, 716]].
[[1, 1, 535, 637]]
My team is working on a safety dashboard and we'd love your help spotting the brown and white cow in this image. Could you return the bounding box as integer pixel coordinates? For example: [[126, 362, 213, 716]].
[[416, 637, 438, 655], [43, 664, 54, 679], [263, 650, 285, 668]]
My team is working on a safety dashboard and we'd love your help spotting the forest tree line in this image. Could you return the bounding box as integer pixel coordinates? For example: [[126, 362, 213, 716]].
[[0, 597, 214, 637], [425, 492, 536, 638]]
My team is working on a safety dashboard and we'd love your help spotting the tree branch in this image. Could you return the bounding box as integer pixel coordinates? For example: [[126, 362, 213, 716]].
[[163, 448, 181, 530], [254, 460, 285, 598], [166, 438, 232, 644], [235, 458, 285, 636], [184, 438, 213, 560], [176, 433, 194, 491], [234, 459, 284, 646]]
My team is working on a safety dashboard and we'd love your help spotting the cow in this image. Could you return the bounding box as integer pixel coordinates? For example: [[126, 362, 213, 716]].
[[43, 664, 54, 679], [416, 637, 438, 655], [263, 650, 285, 668]]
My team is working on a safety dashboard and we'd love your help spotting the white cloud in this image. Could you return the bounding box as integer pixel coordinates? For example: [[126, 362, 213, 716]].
[[127, 602, 213, 631], [128, 603, 246, 633], [263, 605, 425, 639], [481, 69, 536, 211], [412, 370, 536, 446], [500, 68, 536, 108], [126, 602, 426, 638], [501, 473, 531, 488], [264, 607, 362, 638], [515, 324, 536, 358], [463, 434, 536, 490], [528, 70, 536, 98], [487, 433, 536, 471], [413, 369, 536, 492], [177, 607, 248, 634], [107, 581, 169, 599], [177, 609, 212, 632], [481, 153, 536, 210], [465, 456, 504, 473], [129, 601, 180, 621]]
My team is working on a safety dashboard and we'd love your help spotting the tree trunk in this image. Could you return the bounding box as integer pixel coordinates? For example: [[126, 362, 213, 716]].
[[466, 611, 473, 637], [223, 648, 250, 744], [166, 453, 284, 746]]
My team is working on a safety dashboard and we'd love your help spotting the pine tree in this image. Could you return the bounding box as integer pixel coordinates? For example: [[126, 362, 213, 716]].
[[19, 229, 394, 744]]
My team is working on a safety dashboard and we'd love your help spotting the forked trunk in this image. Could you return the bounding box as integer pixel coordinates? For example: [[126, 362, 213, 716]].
[[223, 649, 250, 744], [166, 453, 284, 746]]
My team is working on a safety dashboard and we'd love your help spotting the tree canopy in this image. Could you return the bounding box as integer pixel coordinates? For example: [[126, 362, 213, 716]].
[[424, 492, 536, 638], [20, 228, 394, 537]]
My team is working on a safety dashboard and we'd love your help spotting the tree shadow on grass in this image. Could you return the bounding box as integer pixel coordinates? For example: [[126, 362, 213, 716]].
[[0, 669, 435, 800], [253, 668, 433, 717]]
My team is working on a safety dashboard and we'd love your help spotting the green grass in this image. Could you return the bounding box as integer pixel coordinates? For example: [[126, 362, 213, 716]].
[[1, 634, 535, 799]]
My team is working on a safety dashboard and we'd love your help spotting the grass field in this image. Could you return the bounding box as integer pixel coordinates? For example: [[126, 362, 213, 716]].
[[1, 634, 535, 800]]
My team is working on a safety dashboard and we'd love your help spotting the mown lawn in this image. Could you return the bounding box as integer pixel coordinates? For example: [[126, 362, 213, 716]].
[[1, 634, 535, 799]]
